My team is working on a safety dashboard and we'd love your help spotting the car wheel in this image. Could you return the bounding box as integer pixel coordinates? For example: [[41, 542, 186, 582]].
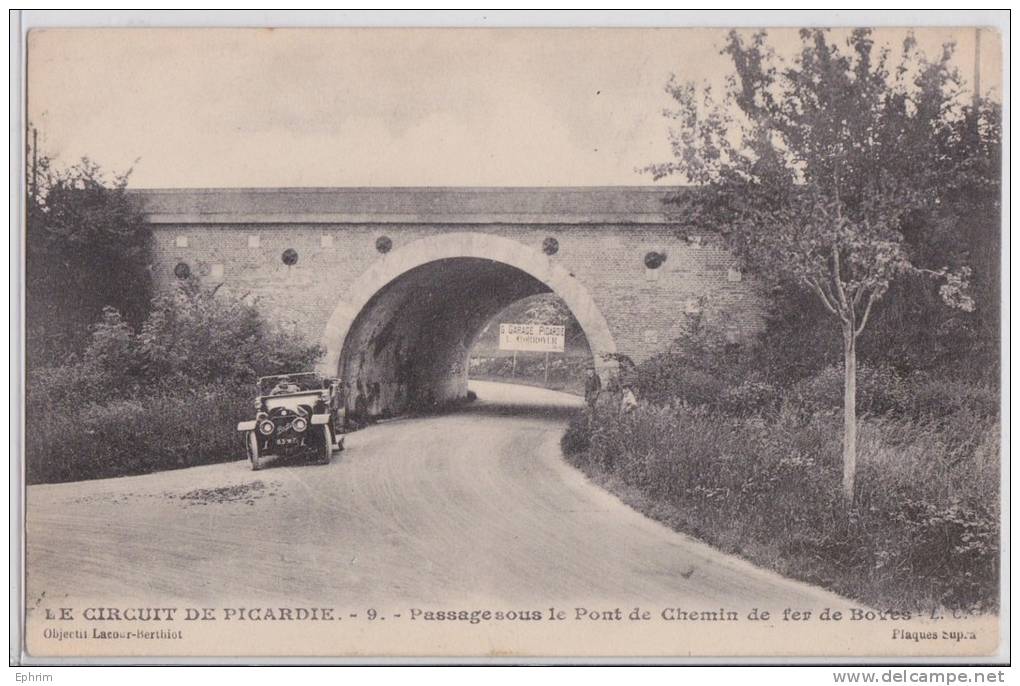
[[247, 431, 262, 471], [318, 425, 332, 465]]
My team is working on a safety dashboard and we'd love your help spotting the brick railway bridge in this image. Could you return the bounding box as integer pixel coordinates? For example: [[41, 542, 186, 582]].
[[131, 187, 761, 416]]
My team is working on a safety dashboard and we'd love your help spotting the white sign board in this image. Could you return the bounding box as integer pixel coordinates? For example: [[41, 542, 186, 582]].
[[498, 323, 565, 352]]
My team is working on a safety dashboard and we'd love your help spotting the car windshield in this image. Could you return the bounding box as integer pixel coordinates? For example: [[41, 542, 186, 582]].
[[258, 373, 326, 396]]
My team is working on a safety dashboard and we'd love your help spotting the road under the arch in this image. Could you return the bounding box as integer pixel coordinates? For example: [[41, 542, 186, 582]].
[[338, 257, 573, 417]]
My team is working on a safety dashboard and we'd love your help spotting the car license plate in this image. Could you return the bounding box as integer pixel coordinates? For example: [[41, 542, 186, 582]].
[[277, 437, 298, 446]]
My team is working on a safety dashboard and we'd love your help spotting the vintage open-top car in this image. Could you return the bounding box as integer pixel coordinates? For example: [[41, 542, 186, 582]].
[[237, 372, 346, 471]]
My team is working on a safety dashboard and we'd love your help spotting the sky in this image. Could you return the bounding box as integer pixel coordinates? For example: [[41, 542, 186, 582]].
[[26, 27, 1003, 189]]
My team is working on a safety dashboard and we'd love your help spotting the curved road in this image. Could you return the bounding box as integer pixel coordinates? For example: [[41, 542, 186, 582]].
[[26, 381, 851, 612]]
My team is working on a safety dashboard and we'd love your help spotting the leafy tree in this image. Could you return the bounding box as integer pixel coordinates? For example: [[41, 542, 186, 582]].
[[474, 294, 589, 351], [133, 279, 323, 386], [647, 29, 998, 504], [516, 294, 588, 347], [88, 279, 324, 390], [26, 137, 152, 367], [28, 279, 325, 410]]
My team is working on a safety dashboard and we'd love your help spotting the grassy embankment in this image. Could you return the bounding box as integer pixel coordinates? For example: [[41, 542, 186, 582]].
[[562, 384, 999, 612]]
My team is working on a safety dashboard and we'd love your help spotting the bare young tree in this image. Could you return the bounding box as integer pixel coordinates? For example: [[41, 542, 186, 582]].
[[648, 29, 990, 504]]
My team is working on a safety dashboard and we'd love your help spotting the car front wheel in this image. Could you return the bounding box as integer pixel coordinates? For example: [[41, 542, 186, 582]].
[[247, 431, 262, 471], [318, 425, 333, 465]]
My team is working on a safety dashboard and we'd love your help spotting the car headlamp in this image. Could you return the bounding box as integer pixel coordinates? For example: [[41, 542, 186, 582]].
[[258, 420, 276, 436], [291, 417, 308, 433]]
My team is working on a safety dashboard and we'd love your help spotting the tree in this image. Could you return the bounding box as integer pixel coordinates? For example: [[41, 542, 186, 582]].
[[647, 29, 997, 504], [475, 294, 589, 351], [133, 279, 323, 386], [26, 135, 152, 367]]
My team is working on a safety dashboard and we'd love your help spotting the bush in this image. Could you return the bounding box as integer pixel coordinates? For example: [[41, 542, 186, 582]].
[[560, 416, 591, 456], [633, 310, 758, 409], [26, 359, 112, 413], [563, 400, 1000, 611], [719, 378, 780, 416], [134, 280, 323, 386], [25, 281, 324, 483], [785, 365, 999, 422], [27, 384, 251, 484], [785, 363, 907, 417], [896, 374, 999, 421], [852, 413, 1000, 609]]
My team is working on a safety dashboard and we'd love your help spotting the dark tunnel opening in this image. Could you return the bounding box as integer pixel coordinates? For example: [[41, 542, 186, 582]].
[[337, 257, 594, 419]]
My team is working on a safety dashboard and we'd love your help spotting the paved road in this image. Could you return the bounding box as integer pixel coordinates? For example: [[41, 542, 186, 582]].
[[26, 381, 851, 611]]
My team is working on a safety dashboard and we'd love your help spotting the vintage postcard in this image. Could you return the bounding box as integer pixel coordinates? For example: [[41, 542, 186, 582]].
[[14, 20, 1006, 663]]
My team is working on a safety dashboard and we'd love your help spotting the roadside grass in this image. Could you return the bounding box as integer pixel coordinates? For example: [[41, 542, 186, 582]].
[[26, 384, 250, 485], [561, 401, 1000, 613]]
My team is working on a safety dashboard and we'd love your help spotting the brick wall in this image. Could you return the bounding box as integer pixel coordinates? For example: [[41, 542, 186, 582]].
[[151, 220, 763, 368]]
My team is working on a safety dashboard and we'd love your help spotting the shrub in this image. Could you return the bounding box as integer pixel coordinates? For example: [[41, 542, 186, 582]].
[[633, 311, 754, 409], [851, 414, 1000, 609], [27, 384, 252, 484], [785, 365, 999, 423], [896, 374, 999, 421], [628, 312, 802, 417], [26, 359, 111, 413], [785, 363, 910, 417], [135, 280, 322, 386], [719, 378, 780, 416], [635, 345, 781, 416], [560, 415, 591, 456], [25, 281, 324, 483]]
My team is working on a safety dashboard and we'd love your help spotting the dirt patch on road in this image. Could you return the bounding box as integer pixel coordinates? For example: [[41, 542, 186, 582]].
[[69, 480, 284, 507], [172, 480, 281, 506], [71, 493, 146, 506]]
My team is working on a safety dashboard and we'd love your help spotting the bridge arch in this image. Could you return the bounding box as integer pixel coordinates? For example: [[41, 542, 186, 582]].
[[319, 232, 617, 415]]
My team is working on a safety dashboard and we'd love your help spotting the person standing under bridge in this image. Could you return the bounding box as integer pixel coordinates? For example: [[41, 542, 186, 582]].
[[584, 367, 602, 408], [619, 385, 638, 415]]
